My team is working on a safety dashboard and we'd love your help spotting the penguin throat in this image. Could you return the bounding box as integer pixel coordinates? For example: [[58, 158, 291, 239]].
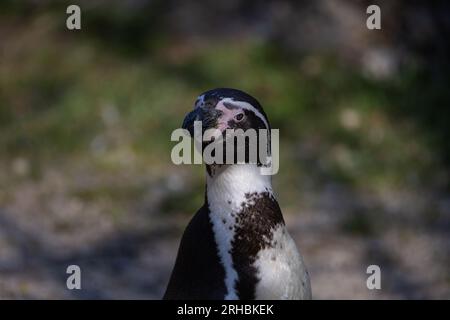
[[206, 164, 273, 207]]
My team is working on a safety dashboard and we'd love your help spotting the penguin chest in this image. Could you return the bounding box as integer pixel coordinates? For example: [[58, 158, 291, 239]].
[[252, 225, 312, 300]]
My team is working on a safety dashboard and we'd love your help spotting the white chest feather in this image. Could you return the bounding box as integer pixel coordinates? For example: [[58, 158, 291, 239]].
[[207, 165, 272, 299], [206, 164, 311, 300], [253, 225, 311, 300]]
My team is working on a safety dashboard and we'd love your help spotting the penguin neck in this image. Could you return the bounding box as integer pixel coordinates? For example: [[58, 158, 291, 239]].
[[205, 164, 274, 213], [204, 163, 283, 300]]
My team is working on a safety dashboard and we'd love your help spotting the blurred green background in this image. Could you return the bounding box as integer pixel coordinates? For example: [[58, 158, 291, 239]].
[[0, 0, 449, 299]]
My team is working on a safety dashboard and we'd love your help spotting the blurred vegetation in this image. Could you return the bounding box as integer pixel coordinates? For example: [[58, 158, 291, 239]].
[[0, 0, 449, 216]]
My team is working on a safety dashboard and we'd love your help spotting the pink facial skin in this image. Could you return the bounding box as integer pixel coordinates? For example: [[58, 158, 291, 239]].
[[215, 100, 244, 132]]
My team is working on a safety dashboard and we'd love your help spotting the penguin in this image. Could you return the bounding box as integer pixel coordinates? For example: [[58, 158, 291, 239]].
[[163, 88, 311, 300]]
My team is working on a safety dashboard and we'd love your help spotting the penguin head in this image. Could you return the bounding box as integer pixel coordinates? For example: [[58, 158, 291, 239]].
[[182, 88, 270, 136], [182, 88, 272, 166]]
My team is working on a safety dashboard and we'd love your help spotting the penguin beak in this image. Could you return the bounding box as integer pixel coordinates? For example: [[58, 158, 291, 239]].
[[182, 107, 222, 136]]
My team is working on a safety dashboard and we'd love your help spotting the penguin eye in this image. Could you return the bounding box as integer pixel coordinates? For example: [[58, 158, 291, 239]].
[[234, 113, 245, 122]]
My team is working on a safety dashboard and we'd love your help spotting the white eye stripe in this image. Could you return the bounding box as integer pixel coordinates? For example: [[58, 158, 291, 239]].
[[219, 98, 269, 130]]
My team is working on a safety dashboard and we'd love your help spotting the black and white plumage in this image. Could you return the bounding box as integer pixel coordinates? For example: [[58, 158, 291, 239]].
[[164, 88, 311, 300]]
